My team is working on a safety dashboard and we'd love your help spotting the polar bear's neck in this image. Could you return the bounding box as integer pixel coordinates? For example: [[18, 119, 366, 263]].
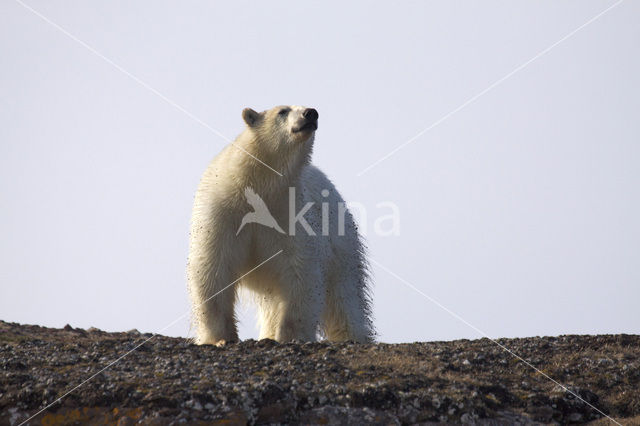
[[229, 131, 312, 192], [239, 132, 313, 180]]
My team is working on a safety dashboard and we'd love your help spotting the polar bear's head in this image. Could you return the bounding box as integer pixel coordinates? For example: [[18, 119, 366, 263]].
[[242, 105, 318, 147], [239, 105, 319, 175]]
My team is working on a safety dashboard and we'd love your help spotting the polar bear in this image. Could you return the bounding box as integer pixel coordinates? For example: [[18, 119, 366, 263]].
[[187, 105, 374, 345]]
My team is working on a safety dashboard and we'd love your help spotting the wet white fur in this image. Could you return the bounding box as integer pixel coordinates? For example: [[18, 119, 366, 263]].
[[187, 105, 374, 345]]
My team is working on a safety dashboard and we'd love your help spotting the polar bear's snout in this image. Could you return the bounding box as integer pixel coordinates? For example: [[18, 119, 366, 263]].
[[292, 108, 319, 133], [303, 108, 319, 121]]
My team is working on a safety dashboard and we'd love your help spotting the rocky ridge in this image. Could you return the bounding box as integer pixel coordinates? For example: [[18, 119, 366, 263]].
[[1, 320, 639, 425]]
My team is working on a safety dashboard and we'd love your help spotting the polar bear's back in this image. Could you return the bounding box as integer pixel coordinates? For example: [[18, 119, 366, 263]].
[[299, 164, 373, 340], [300, 163, 366, 269], [300, 163, 355, 236]]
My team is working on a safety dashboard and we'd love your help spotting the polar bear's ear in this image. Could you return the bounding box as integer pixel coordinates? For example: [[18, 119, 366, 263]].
[[242, 108, 262, 127]]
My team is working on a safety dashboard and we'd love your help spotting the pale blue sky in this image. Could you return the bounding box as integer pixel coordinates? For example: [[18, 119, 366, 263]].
[[1, 1, 638, 342]]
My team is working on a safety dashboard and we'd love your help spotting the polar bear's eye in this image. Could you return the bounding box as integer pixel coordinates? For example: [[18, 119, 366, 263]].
[[278, 108, 289, 117]]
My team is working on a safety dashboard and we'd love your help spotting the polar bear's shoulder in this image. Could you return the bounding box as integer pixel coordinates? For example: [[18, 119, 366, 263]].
[[300, 164, 347, 208], [301, 164, 336, 191]]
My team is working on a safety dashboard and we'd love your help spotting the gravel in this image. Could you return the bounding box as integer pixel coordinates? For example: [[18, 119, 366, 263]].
[[1, 320, 639, 425]]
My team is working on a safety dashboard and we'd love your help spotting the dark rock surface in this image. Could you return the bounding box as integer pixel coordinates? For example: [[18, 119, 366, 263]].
[[1, 320, 639, 425]]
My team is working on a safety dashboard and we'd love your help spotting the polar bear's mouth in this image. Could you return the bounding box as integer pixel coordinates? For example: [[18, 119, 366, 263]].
[[292, 122, 318, 133]]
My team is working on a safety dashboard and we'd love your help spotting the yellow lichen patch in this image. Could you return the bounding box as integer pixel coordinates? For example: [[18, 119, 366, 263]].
[[485, 393, 500, 404], [42, 408, 88, 425], [209, 410, 249, 425], [40, 407, 143, 426], [123, 407, 142, 420]]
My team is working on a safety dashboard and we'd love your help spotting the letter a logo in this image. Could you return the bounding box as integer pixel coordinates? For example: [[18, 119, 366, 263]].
[[236, 187, 285, 235]]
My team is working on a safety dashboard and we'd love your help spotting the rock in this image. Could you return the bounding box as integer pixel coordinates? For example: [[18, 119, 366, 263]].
[[528, 405, 554, 422], [568, 412, 583, 422], [0, 320, 637, 424]]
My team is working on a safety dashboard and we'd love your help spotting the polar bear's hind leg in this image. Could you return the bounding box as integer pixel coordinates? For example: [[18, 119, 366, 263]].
[[323, 275, 373, 343]]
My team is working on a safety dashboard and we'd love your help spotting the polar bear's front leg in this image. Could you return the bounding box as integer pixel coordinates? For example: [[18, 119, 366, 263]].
[[196, 274, 238, 346], [275, 303, 319, 342], [273, 258, 325, 342], [188, 222, 248, 346]]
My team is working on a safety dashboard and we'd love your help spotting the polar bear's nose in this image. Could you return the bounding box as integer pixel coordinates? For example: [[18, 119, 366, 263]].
[[303, 108, 319, 121]]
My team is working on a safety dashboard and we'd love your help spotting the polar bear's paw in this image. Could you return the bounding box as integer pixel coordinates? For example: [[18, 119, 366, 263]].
[[214, 339, 236, 347], [196, 336, 238, 347]]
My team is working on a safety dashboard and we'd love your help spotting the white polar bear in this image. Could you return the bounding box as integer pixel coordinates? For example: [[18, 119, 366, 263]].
[[187, 105, 374, 345]]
